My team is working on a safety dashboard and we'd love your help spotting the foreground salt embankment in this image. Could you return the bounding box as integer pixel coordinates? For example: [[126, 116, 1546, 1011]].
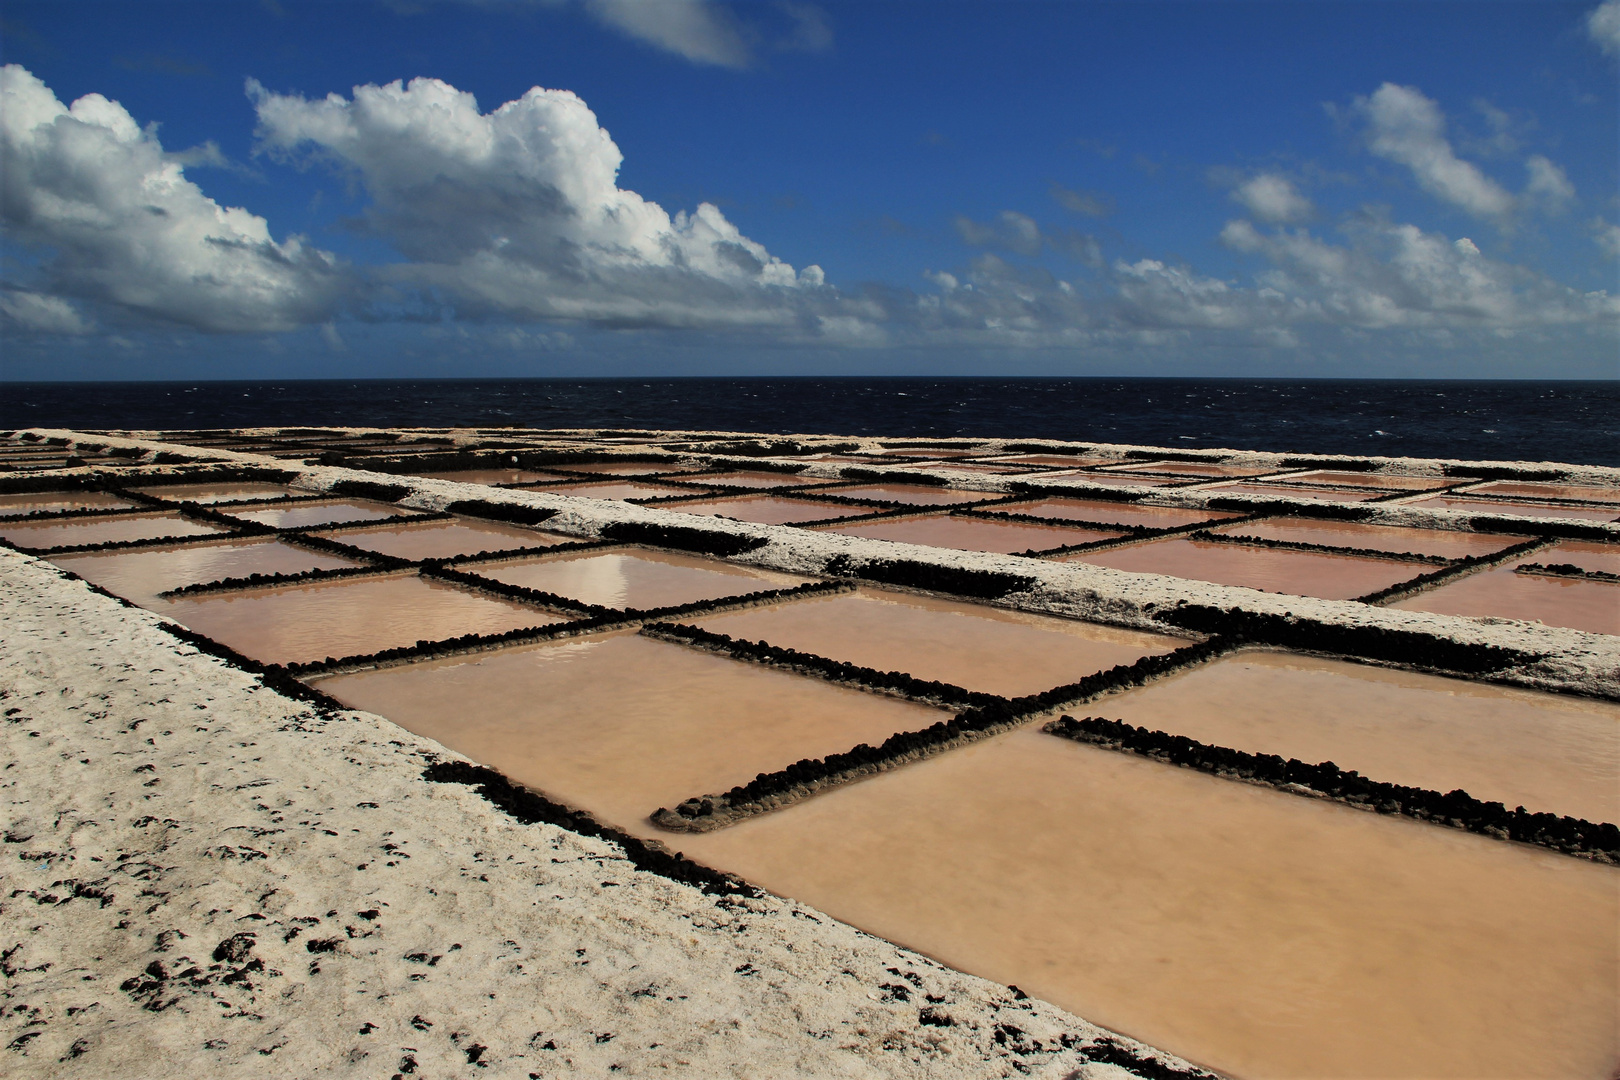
[[0, 548, 1199, 1079]]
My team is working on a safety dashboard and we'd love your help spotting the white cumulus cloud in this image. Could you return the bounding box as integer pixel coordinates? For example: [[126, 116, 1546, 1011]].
[[1589, 0, 1620, 55], [0, 64, 347, 333], [1230, 173, 1314, 224], [0, 290, 93, 334], [1354, 83, 1517, 221], [250, 74, 822, 330]]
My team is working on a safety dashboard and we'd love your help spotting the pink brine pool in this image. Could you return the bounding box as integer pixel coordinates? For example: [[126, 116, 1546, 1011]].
[[819, 514, 1124, 554], [1060, 537, 1423, 600]]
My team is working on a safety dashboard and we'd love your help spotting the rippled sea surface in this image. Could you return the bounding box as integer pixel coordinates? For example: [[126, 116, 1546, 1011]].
[[5, 378, 1616, 465]]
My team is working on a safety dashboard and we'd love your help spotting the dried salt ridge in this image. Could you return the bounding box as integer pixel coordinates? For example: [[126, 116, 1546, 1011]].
[[0, 549, 1205, 1079]]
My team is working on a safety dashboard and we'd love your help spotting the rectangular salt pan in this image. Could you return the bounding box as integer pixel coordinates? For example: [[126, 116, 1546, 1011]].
[[49, 538, 361, 608], [314, 633, 947, 838], [472, 548, 808, 610], [1082, 649, 1619, 823], [997, 497, 1236, 529], [818, 514, 1124, 554], [692, 587, 1178, 698], [1055, 471, 1178, 488], [1465, 480, 1620, 504], [559, 461, 706, 475], [320, 518, 570, 561], [820, 484, 991, 506], [1062, 537, 1423, 600], [672, 729, 1619, 1080], [1404, 494, 1620, 522], [0, 512, 226, 549], [0, 490, 136, 515], [130, 482, 300, 504], [1210, 516, 1523, 559], [1113, 461, 1274, 478], [1272, 470, 1448, 491], [535, 480, 701, 501], [162, 574, 557, 665], [696, 471, 828, 489], [1391, 542, 1620, 636], [226, 499, 411, 529], [662, 495, 876, 526]]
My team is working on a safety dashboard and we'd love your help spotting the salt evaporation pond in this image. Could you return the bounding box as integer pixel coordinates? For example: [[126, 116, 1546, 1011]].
[[0, 490, 136, 514], [1405, 494, 1620, 522], [672, 728, 1620, 1080], [51, 537, 360, 608], [314, 632, 946, 839], [819, 514, 1124, 554], [0, 511, 226, 548], [1391, 542, 1620, 635], [320, 518, 570, 561], [162, 574, 554, 665], [1061, 536, 1422, 600], [1209, 517, 1523, 559], [817, 484, 992, 505], [1085, 649, 1619, 823], [130, 482, 299, 504], [996, 497, 1236, 529], [692, 587, 1178, 697], [664, 495, 877, 526], [474, 548, 808, 610], [225, 499, 411, 529]]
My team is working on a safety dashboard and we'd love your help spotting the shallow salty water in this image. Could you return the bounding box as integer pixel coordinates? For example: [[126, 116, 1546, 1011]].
[[535, 479, 700, 501], [996, 497, 1236, 529], [815, 484, 991, 506], [1210, 517, 1522, 559], [0, 512, 225, 549], [226, 499, 410, 529], [0, 490, 136, 515], [321, 518, 570, 561], [1063, 537, 1422, 600], [696, 471, 829, 489], [819, 514, 1124, 554], [474, 548, 808, 610], [1114, 461, 1274, 478], [692, 588, 1178, 697], [314, 632, 946, 835], [163, 574, 554, 665], [1272, 471, 1448, 491], [1391, 544, 1620, 635], [1086, 650, 1619, 823], [50, 538, 360, 608], [1403, 495, 1620, 522], [1464, 480, 1620, 503], [662, 495, 874, 526], [131, 482, 299, 504], [674, 728, 1620, 1080]]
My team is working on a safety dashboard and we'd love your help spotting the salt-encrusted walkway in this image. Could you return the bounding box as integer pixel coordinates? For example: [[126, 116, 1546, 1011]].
[[0, 549, 1195, 1079]]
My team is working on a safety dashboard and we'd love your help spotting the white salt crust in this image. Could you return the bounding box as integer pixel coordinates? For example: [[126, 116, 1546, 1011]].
[[0, 548, 1183, 1078], [12, 428, 1620, 699]]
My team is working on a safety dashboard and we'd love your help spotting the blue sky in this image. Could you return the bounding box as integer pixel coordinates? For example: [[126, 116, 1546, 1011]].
[[1, 0, 1617, 380]]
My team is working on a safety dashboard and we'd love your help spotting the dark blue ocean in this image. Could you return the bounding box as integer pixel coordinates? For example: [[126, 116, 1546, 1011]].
[[3, 379, 1616, 466]]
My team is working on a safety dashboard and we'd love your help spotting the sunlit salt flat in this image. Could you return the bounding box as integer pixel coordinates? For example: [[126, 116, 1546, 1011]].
[[472, 548, 808, 610], [50, 537, 360, 608]]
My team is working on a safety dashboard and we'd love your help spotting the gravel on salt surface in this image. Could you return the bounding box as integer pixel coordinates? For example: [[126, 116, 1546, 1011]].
[[0, 548, 1198, 1079]]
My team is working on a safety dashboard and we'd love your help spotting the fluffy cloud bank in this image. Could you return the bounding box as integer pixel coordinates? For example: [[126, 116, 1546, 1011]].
[[0, 64, 347, 333], [250, 75, 823, 330]]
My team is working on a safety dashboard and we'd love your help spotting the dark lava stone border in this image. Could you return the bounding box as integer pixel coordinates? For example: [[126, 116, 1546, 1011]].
[[1514, 562, 1620, 583], [1152, 605, 1546, 676], [651, 639, 1228, 833], [421, 760, 757, 897], [821, 553, 1035, 600], [1045, 715, 1619, 863], [600, 520, 769, 558]]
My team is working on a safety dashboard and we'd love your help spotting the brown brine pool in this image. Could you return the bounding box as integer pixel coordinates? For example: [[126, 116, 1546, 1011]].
[[320, 518, 570, 561], [817, 514, 1124, 554], [1080, 649, 1619, 823], [418, 468, 568, 485], [50, 538, 361, 608], [691, 588, 1179, 697], [471, 548, 808, 610], [1391, 543, 1620, 636], [314, 632, 947, 837], [997, 497, 1237, 529], [225, 499, 411, 529], [1403, 495, 1620, 522], [1210, 517, 1523, 559], [0, 512, 226, 549], [162, 574, 556, 665], [672, 728, 1620, 1080], [0, 490, 136, 515], [662, 495, 877, 526], [1060, 537, 1422, 600], [816, 484, 992, 506], [130, 482, 300, 504]]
